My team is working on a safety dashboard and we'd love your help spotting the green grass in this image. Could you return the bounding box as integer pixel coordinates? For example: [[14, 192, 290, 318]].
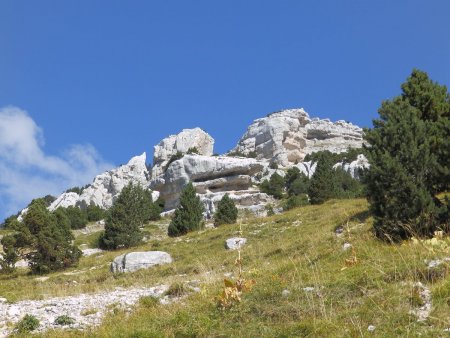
[[2, 199, 450, 337]]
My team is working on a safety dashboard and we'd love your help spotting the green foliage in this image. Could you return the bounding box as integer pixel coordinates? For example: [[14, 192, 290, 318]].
[[308, 155, 335, 204], [214, 194, 238, 226], [364, 69, 450, 241], [1, 214, 19, 229], [86, 204, 106, 222], [54, 315, 75, 326], [187, 147, 199, 154], [227, 150, 257, 158], [284, 167, 310, 196], [304, 148, 362, 164], [165, 151, 184, 171], [168, 182, 204, 237], [269, 161, 278, 169], [144, 192, 163, 222], [63, 206, 89, 229], [4, 199, 81, 274], [15, 314, 40, 333], [282, 194, 309, 211], [100, 183, 150, 249], [332, 168, 364, 199], [260, 173, 284, 199], [0, 235, 18, 273]]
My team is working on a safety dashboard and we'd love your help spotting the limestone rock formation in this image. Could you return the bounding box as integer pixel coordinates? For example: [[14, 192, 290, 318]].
[[333, 154, 370, 179], [110, 251, 172, 273], [46, 153, 151, 212], [231, 108, 363, 166], [150, 154, 273, 215], [151, 128, 214, 178]]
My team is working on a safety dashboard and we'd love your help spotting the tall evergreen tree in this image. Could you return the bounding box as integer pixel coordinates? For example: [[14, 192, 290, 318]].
[[214, 194, 238, 226], [308, 154, 335, 204], [100, 183, 148, 249], [364, 69, 450, 241], [168, 182, 204, 237]]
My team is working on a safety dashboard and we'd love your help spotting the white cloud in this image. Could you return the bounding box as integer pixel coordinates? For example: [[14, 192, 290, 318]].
[[0, 106, 114, 219]]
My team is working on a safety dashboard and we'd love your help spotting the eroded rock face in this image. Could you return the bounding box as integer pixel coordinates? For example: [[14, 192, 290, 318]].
[[151, 128, 214, 178], [110, 251, 172, 273], [231, 108, 363, 166], [150, 155, 270, 213], [47, 153, 150, 212], [333, 154, 369, 179]]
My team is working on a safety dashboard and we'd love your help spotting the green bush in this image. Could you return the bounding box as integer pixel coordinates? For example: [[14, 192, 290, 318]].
[[86, 204, 106, 222], [54, 315, 75, 326], [165, 151, 184, 171], [364, 69, 450, 241], [282, 194, 309, 210], [15, 314, 39, 333], [308, 155, 335, 204], [284, 167, 310, 196], [64, 206, 89, 229], [100, 183, 149, 249], [214, 194, 238, 226], [260, 173, 285, 199], [168, 182, 204, 237], [187, 147, 199, 154], [4, 199, 81, 274]]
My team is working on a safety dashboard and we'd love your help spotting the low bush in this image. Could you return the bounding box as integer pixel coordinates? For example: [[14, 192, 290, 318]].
[[15, 314, 39, 333]]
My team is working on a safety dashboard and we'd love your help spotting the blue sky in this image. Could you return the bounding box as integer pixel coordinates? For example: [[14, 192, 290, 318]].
[[1, 1, 449, 218]]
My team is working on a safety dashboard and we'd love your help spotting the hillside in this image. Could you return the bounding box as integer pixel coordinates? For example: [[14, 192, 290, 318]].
[[1, 198, 449, 337]]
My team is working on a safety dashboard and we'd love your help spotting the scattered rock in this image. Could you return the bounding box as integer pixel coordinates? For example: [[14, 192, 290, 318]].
[[82, 248, 104, 257], [367, 325, 376, 332], [35, 276, 50, 282], [426, 257, 450, 269], [281, 289, 291, 297], [110, 251, 173, 273], [225, 237, 247, 250], [302, 287, 315, 292], [342, 243, 352, 251], [0, 285, 168, 336], [409, 282, 432, 322]]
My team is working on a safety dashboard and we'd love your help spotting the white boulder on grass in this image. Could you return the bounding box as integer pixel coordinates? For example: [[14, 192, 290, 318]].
[[225, 237, 247, 250], [110, 251, 172, 273]]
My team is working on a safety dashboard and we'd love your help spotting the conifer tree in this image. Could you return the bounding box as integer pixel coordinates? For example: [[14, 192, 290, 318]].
[[168, 182, 204, 237], [214, 194, 238, 226], [308, 155, 335, 204], [364, 69, 450, 241], [100, 182, 148, 249], [260, 172, 285, 199]]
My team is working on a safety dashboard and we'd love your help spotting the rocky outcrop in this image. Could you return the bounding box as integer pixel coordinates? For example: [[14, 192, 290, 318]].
[[225, 237, 247, 250], [333, 154, 369, 179], [151, 128, 214, 178], [111, 251, 173, 273], [150, 155, 273, 215], [46, 153, 151, 211], [231, 108, 363, 166]]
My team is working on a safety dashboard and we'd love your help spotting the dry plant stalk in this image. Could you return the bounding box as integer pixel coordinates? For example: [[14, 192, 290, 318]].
[[218, 222, 256, 309]]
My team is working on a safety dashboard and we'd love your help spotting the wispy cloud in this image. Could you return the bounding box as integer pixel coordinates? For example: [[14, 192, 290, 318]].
[[0, 106, 114, 219]]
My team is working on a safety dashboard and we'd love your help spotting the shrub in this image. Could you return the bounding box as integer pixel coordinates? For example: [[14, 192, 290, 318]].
[[187, 147, 199, 154], [260, 173, 284, 199], [4, 199, 81, 274], [214, 194, 238, 226], [282, 194, 309, 211], [168, 182, 204, 237], [308, 155, 335, 204], [15, 314, 39, 333], [333, 168, 364, 199], [364, 69, 450, 241], [86, 204, 106, 222], [54, 315, 75, 326], [64, 206, 89, 229], [100, 183, 149, 249], [165, 151, 184, 171], [269, 161, 278, 169], [284, 167, 310, 196]]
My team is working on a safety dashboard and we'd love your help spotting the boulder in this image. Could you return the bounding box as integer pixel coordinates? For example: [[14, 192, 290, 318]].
[[151, 128, 214, 178], [110, 251, 172, 273], [225, 237, 247, 250], [150, 154, 266, 211], [231, 108, 363, 166]]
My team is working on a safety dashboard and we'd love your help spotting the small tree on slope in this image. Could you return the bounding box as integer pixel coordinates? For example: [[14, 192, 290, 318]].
[[100, 182, 149, 249], [168, 182, 204, 237], [308, 154, 335, 204], [214, 194, 238, 226], [364, 69, 450, 241]]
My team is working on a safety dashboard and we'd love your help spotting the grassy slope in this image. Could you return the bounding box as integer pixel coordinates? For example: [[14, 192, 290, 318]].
[[2, 199, 449, 337]]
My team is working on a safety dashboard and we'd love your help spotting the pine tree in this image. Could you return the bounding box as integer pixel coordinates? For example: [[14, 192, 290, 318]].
[[100, 182, 148, 249], [168, 182, 204, 237], [1, 199, 81, 274], [308, 155, 335, 204], [214, 194, 238, 226], [260, 172, 285, 199], [364, 69, 450, 241], [284, 166, 310, 196]]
